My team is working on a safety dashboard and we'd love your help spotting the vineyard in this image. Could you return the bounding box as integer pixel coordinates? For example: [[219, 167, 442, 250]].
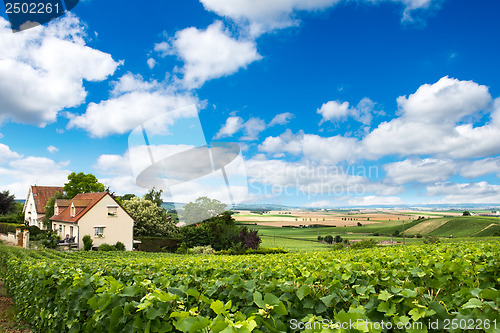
[[0, 242, 499, 332]]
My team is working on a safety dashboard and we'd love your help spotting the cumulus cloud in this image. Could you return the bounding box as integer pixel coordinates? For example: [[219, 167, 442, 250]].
[[155, 21, 261, 89], [147, 58, 156, 69], [384, 158, 457, 184], [269, 112, 294, 126], [47, 145, 59, 154], [318, 98, 375, 125], [461, 157, 500, 179], [214, 116, 244, 139], [200, 0, 439, 36], [363, 77, 498, 159], [68, 73, 198, 137], [426, 182, 500, 204], [0, 15, 120, 127], [0, 145, 71, 198]]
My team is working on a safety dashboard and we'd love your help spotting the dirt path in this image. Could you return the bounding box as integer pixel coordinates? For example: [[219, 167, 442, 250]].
[[470, 223, 497, 237], [0, 280, 32, 333]]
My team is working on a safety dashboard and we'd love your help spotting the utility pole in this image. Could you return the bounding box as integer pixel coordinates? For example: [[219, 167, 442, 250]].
[[402, 219, 405, 245]]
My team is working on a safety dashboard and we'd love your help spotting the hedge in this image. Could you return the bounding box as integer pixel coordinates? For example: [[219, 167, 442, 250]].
[[136, 237, 180, 252], [0, 222, 25, 234]]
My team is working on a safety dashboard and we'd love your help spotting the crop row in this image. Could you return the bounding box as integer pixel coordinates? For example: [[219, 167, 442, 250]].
[[0, 242, 499, 332]]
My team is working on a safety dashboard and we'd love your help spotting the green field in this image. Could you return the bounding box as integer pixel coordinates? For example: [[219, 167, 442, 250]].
[[1, 242, 499, 332]]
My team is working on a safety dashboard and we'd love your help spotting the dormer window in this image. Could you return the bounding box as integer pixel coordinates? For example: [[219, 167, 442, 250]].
[[70, 204, 76, 217], [107, 205, 118, 217]]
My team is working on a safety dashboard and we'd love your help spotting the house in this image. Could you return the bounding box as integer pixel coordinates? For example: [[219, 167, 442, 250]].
[[50, 192, 134, 250], [23, 186, 64, 230]]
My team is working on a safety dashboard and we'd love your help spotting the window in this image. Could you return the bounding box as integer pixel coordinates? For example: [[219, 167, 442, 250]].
[[107, 205, 118, 217], [94, 227, 105, 237]]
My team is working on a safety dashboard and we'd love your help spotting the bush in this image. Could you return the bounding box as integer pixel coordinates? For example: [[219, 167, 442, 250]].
[[334, 235, 343, 244], [416, 234, 423, 238], [350, 239, 378, 249], [357, 222, 363, 226], [237, 227, 261, 250], [188, 245, 215, 255], [115, 241, 126, 251], [323, 235, 333, 244], [393, 230, 400, 237], [423, 236, 440, 244], [82, 235, 93, 251], [216, 247, 287, 255], [42, 231, 60, 249], [317, 235, 323, 241], [0, 222, 25, 234], [331, 243, 347, 251], [98, 243, 116, 251], [137, 237, 180, 252]]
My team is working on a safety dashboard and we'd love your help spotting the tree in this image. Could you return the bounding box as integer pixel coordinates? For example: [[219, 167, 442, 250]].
[[0, 190, 16, 215], [238, 227, 261, 250], [123, 197, 177, 237], [183, 197, 227, 225], [63, 172, 105, 198], [334, 235, 343, 244], [324, 235, 334, 244], [144, 188, 163, 209], [462, 211, 471, 216], [43, 191, 66, 229], [179, 211, 238, 251]]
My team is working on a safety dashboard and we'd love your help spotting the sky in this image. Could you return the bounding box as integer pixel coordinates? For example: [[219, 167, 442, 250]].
[[1, 0, 500, 207]]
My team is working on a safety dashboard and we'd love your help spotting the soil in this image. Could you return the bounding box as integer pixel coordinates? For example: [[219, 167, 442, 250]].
[[0, 280, 32, 333]]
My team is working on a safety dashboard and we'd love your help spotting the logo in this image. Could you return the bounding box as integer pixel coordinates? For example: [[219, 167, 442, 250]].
[[128, 105, 248, 226], [3, 0, 79, 32]]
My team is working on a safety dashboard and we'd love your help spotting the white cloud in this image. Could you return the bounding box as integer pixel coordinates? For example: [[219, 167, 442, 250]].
[[157, 21, 262, 89], [147, 58, 156, 69], [269, 112, 294, 126], [0, 15, 120, 126], [318, 98, 375, 125], [426, 182, 500, 204], [214, 116, 244, 139], [363, 77, 498, 159], [384, 158, 457, 184], [215, 116, 268, 141], [347, 195, 403, 206], [68, 74, 198, 137], [0, 143, 22, 164], [241, 117, 266, 141], [47, 145, 59, 154], [396, 76, 490, 124], [317, 101, 350, 123], [0, 153, 71, 198], [259, 129, 304, 155], [200, 0, 439, 36], [461, 157, 500, 179]]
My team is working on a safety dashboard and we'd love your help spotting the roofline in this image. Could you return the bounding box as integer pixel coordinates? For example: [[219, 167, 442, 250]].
[[50, 192, 136, 224]]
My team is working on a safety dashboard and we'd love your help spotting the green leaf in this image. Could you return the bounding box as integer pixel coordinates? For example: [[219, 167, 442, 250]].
[[320, 294, 335, 307], [253, 291, 265, 309], [211, 300, 224, 315], [297, 285, 311, 301], [264, 293, 280, 306], [462, 298, 483, 309], [378, 290, 392, 301]]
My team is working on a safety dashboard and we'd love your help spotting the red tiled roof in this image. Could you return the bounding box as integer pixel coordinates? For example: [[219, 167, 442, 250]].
[[31, 186, 64, 214], [51, 192, 108, 223]]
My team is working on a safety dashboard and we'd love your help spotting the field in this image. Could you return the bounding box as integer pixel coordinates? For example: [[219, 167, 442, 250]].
[[1, 242, 499, 332]]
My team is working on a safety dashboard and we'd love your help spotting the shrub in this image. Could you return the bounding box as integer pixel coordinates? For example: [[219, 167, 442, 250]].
[[416, 234, 423, 238], [115, 241, 126, 251], [238, 227, 261, 250], [82, 235, 93, 251], [0, 222, 25, 234], [98, 243, 116, 251], [317, 235, 323, 241], [334, 235, 343, 244], [393, 230, 400, 237], [323, 235, 333, 244], [350, 239, 378, 249], [423, 236, 440, 244], [42, 231, 60, 249], [137, 237, 180, 252], [357, 222, 363, 226], [331, 243, 347, 251], [188, 245, 215, 255]]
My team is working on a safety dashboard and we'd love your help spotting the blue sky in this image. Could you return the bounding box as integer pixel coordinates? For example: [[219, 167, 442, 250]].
[[1, 0, 500, 207]]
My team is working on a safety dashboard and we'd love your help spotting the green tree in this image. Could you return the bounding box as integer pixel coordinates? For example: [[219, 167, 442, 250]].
[[144, 188, 163, 209], [63, 172, 105, 198], [183, 196, 226, 225], [0, 190, 16, 215], [123, 197, 177, 237], [43, 191, 66, 229], [462, 211, 471, 216]]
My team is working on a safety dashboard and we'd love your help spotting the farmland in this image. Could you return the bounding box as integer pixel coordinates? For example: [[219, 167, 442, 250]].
[[1, 241, 499, 332]]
